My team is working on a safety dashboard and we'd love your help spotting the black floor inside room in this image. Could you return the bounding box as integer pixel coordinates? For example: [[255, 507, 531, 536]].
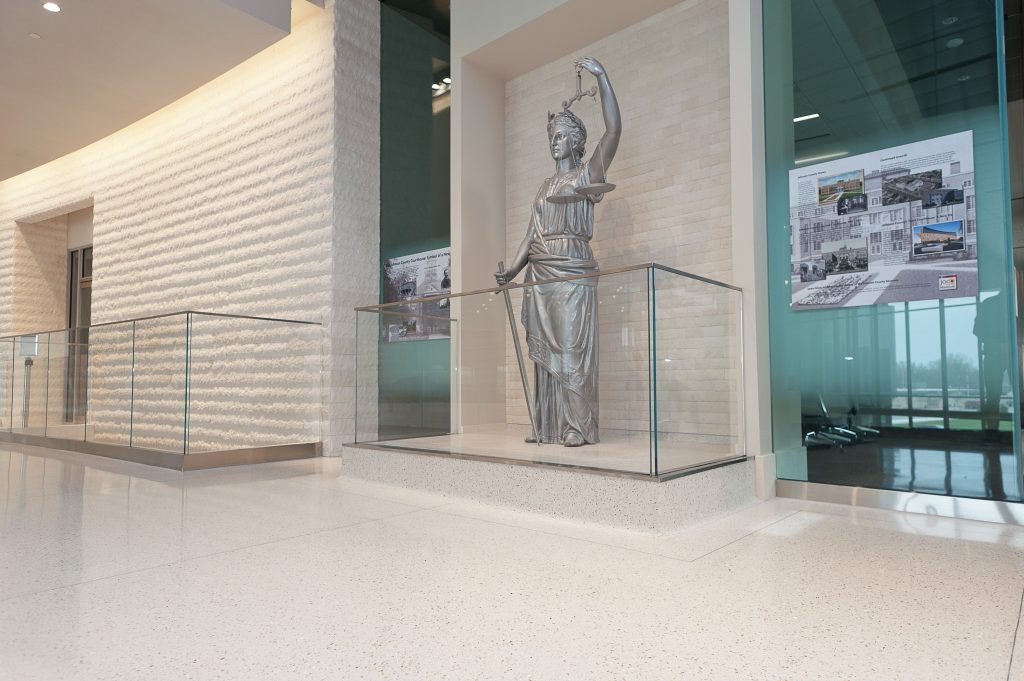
[[806, 434, 1022, 502]]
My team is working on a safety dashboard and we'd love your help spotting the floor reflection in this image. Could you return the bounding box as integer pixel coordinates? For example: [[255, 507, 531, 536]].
[[807, 438, 1022, 502]]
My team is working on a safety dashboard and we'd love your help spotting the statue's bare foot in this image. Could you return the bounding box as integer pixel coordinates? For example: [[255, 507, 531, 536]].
[[563, 431, 585, 447]]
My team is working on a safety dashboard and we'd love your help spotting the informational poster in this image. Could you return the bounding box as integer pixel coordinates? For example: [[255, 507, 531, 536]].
[[789, 131, 977, 310], [381, 247, 451, 342]]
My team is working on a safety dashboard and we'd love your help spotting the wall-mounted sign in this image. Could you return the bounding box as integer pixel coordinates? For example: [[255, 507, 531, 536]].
[[381, 247, 451, 342], [788, 131, 977, 310]]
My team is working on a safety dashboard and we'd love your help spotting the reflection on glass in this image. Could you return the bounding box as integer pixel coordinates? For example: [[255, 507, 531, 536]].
[[765, 0, 1020, 501]]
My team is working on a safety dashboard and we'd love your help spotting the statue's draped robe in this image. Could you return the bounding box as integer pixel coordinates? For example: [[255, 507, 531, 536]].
[[522, 162, 602, 444]]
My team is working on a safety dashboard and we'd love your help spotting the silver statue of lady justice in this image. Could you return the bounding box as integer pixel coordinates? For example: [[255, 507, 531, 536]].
[[495, 56, 622, 447]]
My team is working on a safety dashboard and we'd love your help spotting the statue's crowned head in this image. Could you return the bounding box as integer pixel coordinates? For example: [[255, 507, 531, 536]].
[[547, 109, 587, 158]]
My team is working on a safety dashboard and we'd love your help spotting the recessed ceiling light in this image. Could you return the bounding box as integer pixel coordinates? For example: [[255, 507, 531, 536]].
[[28, 32, 41, 39], [431, 83, 440, 90], [793, 113, 820, 123], [942, 16, 958, 25], [443, 77, 451, 84], [42, 2, 61, 12], [946, 37, 964, 48]]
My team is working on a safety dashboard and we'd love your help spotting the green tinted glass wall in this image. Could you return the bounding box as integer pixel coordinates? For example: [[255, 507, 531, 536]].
[[764, 0, 1022, 501], [379, 7, 451, 438]]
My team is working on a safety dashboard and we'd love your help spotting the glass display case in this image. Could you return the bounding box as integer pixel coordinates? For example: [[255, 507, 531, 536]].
[[355, 263, 745, 477]]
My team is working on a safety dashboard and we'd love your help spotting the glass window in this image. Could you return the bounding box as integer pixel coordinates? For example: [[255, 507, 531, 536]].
[[82, 247, 92, 279], [764, 1, 1020, 501]]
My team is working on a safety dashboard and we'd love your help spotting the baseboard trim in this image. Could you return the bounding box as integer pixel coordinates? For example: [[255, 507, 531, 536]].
[[776, 479, 1024, 525], [0, 431, 319, 471]]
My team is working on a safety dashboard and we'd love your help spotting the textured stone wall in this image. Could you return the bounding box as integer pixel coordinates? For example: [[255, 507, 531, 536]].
[[12, 217, 67, 336], [8, 217, 68, 432], [503, 0, 740, 450], [328, 0, 381, 455], [0, 0, 381, 456]]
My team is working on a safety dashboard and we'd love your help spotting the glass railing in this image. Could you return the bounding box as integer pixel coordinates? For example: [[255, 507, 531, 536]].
[[355, 263, 745, 477], [0, 312, 321, 457]]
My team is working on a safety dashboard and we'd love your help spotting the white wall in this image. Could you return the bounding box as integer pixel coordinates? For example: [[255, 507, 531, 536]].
[[0, 0, 380, 456], [67, 207, 94, 251]]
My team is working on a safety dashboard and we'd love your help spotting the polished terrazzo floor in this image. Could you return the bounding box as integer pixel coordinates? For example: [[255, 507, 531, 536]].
[[2, 444, 1024, 680]]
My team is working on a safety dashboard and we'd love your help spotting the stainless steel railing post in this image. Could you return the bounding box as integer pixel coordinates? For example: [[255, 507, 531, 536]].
[[22, 357, 33, 429]]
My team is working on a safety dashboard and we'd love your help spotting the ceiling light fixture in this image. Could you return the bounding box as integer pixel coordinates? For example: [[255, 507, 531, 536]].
[[42, 2, 61, 12], [942, 16, 958, 25], [793, 113, 820, 123], [795, 151, 848, 165], [431, 83, 440, 90], [442, 77, 451, 84], [946, 37, 964, 48]]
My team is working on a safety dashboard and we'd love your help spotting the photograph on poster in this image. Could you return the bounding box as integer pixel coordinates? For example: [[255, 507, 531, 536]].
[[922, 188, 965, 208], [882, 169, 942, 205], [822, 238, 869, 275], [912, 221, 964, 257], [798, 258, 827, 282], [381, 247, 451, 342], [817, 170, 864, 204], [789, 130, 977, 310], [837, 193, 868, 215]]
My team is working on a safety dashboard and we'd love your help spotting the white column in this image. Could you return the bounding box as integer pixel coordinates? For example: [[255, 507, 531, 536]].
[[729, 0, 774, 497]]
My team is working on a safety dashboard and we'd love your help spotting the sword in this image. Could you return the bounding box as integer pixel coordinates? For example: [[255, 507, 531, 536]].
[[498, 261, 540, 445]]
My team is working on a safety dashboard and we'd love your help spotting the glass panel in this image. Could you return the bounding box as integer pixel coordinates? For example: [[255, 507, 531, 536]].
[[764, 0, 1021, 501], [908, 301, 943, 420], [357, 306, 454, 443], [11, 334, 48, 436], [78, 284, 91, 328], [652, 268, 744, 475], [44, 330, 85, 440], [81, 246, 93, 279], [0, 339, 13, 430], [85, 321, 134, 447], [185, 314, 321, 454], [379, 3, 452, 447], [130, 316, 187, 453], [67, 250, 78, 329], [353, 266, 747, 477]]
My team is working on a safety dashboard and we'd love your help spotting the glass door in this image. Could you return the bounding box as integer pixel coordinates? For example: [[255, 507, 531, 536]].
[[64, 246, 91, 424]]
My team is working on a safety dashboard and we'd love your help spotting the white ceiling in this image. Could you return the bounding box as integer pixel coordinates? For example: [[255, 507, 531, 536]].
[[0, 0, 299, 181]]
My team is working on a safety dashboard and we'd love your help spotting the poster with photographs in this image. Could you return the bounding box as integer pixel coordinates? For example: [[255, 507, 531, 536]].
[[381, 247, 451, 342], [789, 131, 977, 310]]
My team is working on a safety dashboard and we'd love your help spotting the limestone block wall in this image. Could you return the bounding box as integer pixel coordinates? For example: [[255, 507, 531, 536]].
[[12, 217, 67, 335], [7, 217, 68, 432], [0, 0, 381, 456], [328, 0, 381, 454], [502, 0, 740, 447]]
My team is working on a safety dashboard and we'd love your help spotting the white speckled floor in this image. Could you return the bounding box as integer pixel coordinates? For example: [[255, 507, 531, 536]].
[[2, 444, 1023, 680]]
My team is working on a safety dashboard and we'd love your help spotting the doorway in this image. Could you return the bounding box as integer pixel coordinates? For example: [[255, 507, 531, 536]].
[[64, 245, 91, 423]]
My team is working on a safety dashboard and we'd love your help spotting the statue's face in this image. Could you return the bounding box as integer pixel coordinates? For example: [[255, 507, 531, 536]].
[[549, 123, 574, 161]]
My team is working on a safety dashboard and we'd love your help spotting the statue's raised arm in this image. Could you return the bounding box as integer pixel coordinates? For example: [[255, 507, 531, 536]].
[[574, 56, 621, 182]]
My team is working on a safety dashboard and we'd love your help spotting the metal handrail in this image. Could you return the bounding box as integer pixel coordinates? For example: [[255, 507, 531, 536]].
[[0, 310, 322, 341], [355, 262, 741, 312]]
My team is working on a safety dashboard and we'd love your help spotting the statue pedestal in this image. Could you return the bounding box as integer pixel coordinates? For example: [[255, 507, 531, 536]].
[[340, 442, 755, 533]]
